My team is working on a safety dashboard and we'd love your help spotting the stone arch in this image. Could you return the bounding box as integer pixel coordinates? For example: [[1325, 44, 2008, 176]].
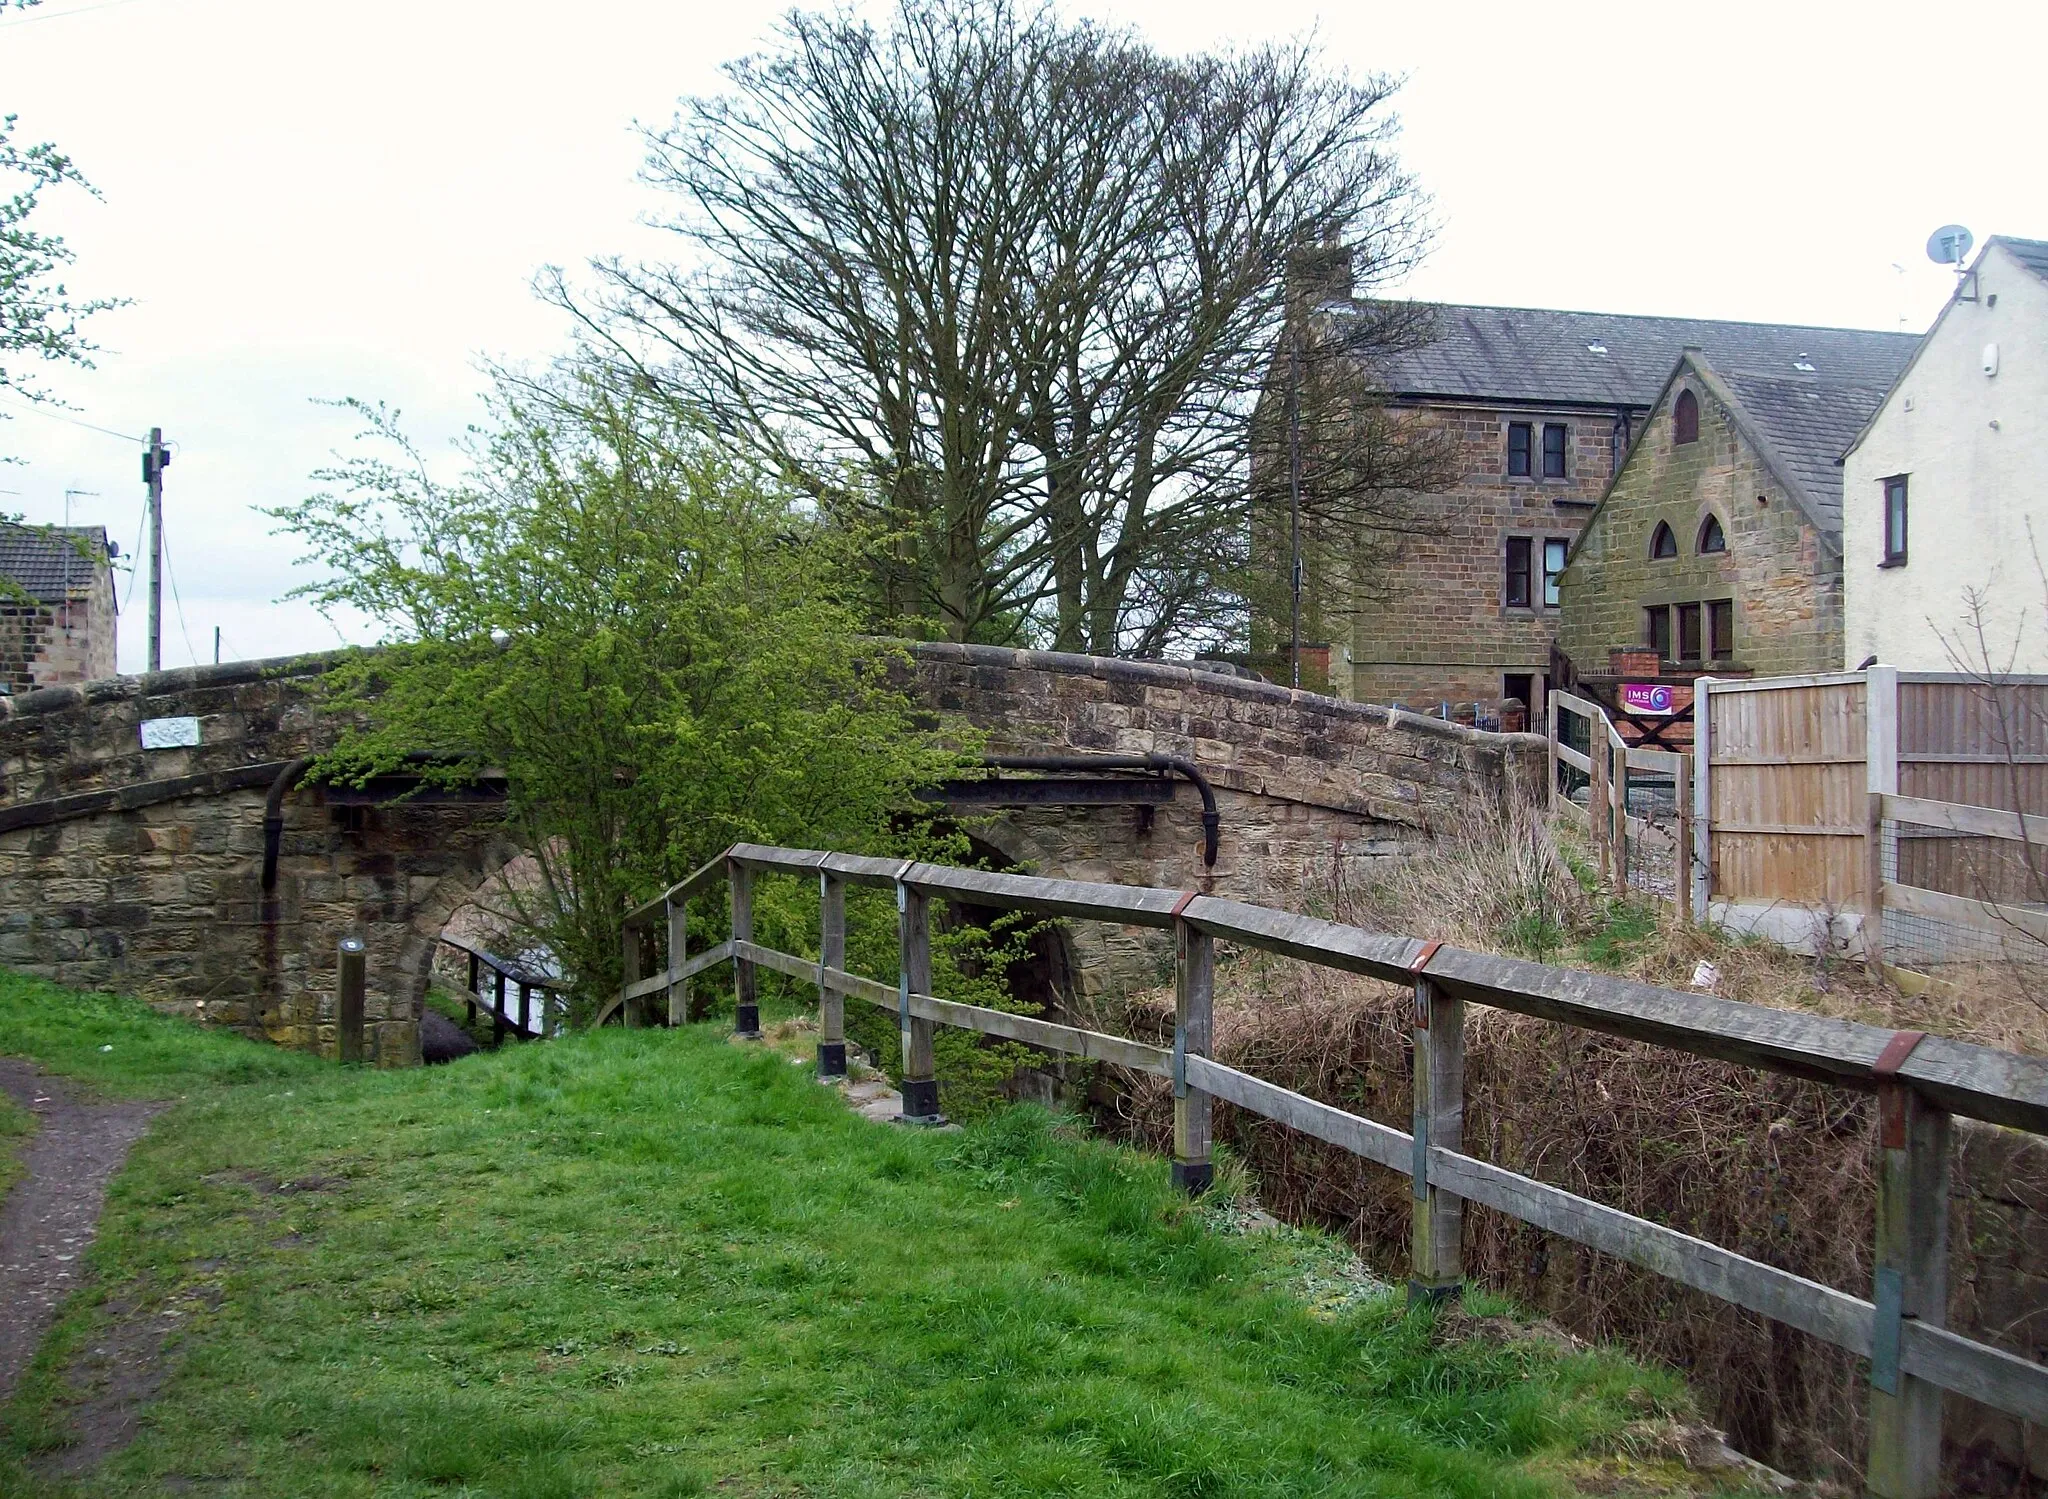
[[389, 831, 530, 1056]]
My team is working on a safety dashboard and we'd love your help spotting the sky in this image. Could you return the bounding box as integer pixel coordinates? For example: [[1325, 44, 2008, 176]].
[[0, 0, 2040, 672]]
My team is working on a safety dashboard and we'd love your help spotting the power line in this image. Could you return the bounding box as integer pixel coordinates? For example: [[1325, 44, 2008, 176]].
[[158, 515, 200, 669], [0, 391, 143, 445], [0, 0, 158, 29]]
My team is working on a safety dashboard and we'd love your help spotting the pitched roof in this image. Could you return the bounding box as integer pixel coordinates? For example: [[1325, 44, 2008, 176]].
[[1335, 300, 1920, 412], [1990, 236, 2048, 284], [0, 524, 111, 604], [1710, 365, 1903, 533]]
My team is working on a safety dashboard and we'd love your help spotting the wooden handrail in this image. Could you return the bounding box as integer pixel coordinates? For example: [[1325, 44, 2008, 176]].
[[611, 840, 2048, 1444]]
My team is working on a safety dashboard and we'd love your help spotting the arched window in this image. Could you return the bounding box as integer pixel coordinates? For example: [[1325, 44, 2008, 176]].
[[1650, 521, 1677, 560], [1697, 514, 1726, 554], [1673, 388, 1700, 445]]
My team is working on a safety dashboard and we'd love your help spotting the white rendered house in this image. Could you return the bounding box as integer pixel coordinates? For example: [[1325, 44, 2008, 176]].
[[1842, 237, 2048, 672]]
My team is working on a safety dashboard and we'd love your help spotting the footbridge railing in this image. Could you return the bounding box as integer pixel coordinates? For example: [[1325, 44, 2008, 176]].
[[609, 843, 2048, 1498], [439, 936, 565, 1042]]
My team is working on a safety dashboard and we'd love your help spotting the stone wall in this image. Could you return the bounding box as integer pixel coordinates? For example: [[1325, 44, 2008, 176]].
[[1338, 403, 1622, 706], [0, 644, 1546, 1049], [904, 642, 1546, 997], [0, 580, 116, 696], [1556, 369, 1843, 680], [0, 655, 516, 1064]]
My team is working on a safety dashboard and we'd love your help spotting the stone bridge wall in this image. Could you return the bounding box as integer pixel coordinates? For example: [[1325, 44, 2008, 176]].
[[0, 654, 516, 1063], [0, 644, 1545, 1055], [903, 643, 1545, 997]]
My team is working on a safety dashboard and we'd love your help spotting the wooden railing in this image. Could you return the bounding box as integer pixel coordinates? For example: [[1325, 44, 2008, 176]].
[[439, 935, 566, 1042], [1548, 690, 1692, 918], [611, 842, 2047, 1498], [1874, 792, 2048, 952]]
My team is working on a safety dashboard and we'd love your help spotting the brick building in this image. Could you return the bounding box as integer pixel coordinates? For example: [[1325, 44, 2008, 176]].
[[0, 523, 118, 695], [1263, 291, 1918, 717], [1552, 345, 1909, 731]]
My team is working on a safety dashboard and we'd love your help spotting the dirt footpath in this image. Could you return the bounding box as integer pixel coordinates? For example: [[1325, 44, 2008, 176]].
[[0, 1058, 162, 1407]]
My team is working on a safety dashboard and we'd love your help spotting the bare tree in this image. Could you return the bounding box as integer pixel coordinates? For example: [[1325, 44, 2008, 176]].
[[1241, 286, 1457, 668], [557, 0, 1430, 653]]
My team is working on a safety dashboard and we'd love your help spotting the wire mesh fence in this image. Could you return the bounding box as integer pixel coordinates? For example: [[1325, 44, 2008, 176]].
[[1875, 811, 2048, 975]]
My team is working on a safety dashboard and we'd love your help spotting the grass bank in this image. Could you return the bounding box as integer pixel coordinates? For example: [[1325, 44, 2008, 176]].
[[0, 969, 1761, 1498]]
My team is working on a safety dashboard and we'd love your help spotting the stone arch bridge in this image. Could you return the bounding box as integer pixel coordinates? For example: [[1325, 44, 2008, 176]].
[[0, 642, 1541, 1063]]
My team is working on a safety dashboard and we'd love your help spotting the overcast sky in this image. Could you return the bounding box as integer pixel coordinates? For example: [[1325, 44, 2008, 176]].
[[0, 0, 2039, 672]]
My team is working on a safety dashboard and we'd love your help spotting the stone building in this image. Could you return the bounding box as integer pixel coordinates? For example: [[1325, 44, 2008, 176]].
[[0, 523, 118, 695], [1260, 284, 1917, 718], [1843, 235, 2048, 671], [1552, 343, 1909, 710]]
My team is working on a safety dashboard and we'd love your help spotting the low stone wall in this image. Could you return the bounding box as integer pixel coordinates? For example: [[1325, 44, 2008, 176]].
[[0, 655, 513, 1063], [902, 643, 1546, 997], [0, 644, 1547, 1052]]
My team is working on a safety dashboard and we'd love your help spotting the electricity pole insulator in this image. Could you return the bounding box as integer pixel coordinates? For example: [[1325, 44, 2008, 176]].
[[142, 427, 169, 673]]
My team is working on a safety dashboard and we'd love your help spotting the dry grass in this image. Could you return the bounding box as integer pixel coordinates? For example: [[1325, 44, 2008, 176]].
[[1084, 790, 2046, 1491]]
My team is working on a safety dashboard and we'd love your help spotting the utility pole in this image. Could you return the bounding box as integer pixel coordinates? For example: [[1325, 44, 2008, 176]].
[[142, 428, 169, 672], [1286, 333, 1304, 690]]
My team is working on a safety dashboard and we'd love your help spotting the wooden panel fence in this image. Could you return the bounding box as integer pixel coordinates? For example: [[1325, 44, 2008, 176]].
[[611, 840, 2048, 1499], [1691, 668, 2048, 968]]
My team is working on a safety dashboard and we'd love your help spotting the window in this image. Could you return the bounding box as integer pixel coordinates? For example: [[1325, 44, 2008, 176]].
[[1503, 673, 1533, 709], [1673, 388, 1700, 444], [1697, 514, 1726, 554], [1650, 521, 1677, 560], [1504, 535, 1532, 607], [1507, 423, 1532, 478], [1882, 475, 1908, 565], [1646, 605, 1672, 662], [1708, 600, 1734, 661], [1677, 603, 1703, 662], [1542, 538, 1569, 607], [1542, 423, 1568, 478]]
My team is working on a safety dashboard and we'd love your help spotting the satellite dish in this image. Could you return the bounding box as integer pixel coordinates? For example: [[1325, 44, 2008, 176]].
[[1926, 224, 1974, 267]]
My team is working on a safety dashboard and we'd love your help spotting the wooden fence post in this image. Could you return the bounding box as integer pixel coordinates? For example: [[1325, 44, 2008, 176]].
[[1546, 693, 1560, 813], [1172, 905, 1214, 1194], [336, 936, 365, 1064], [1591, 724, 1611, 887], [465, 948, 479, 1029], [1693, 677, 1714, 923], [1409, 958, 1464, 1304], [1610, 734, 1629, 890], [667, 894, 690, 1026], [818, 870, 847, 1079], [1867, 1053, 1950, 1499], [493, 968, 509, 1043], [518, 981, 531, 1037], [730, 859, 760, 1039], [896, 876, 941, 1123], [1674, 753, 1693, 925], [1866, 665, 1900, 974]]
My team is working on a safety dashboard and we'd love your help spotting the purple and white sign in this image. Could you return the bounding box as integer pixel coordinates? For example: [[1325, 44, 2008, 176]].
[[1620, 683, 1678, 716]]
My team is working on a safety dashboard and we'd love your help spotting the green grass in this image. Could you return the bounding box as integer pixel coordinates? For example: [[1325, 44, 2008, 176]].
[[0, 1089, 30, 1201], [0, 969, 1728, 1497]]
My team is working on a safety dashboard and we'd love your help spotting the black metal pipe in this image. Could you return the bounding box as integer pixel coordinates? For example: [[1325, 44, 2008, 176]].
[[261, 756, 315, 893], [982, 753, 1221, 867]]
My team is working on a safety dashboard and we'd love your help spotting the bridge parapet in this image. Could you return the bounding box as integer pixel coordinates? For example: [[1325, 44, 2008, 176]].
[[0, 644, 1542, 1051]]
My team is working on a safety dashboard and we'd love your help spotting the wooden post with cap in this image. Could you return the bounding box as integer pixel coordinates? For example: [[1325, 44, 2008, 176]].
[[818, 869, 847, 1079], [1408, 939, 1464, 1304], [1171, 891, 1213, 1194], [896, 867, 941, 1123], [730, 858, 759, 1039], [336, 935, 365, 1064], [1866, 1028, 1948, 1499]]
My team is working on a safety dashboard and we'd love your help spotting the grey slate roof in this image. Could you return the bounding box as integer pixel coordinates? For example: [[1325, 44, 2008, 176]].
[[1992, 236, 2048, 283], [1329, 300, 1920, 534], [1343, 301, 1920, 411], [0, 524, 110, 604]]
